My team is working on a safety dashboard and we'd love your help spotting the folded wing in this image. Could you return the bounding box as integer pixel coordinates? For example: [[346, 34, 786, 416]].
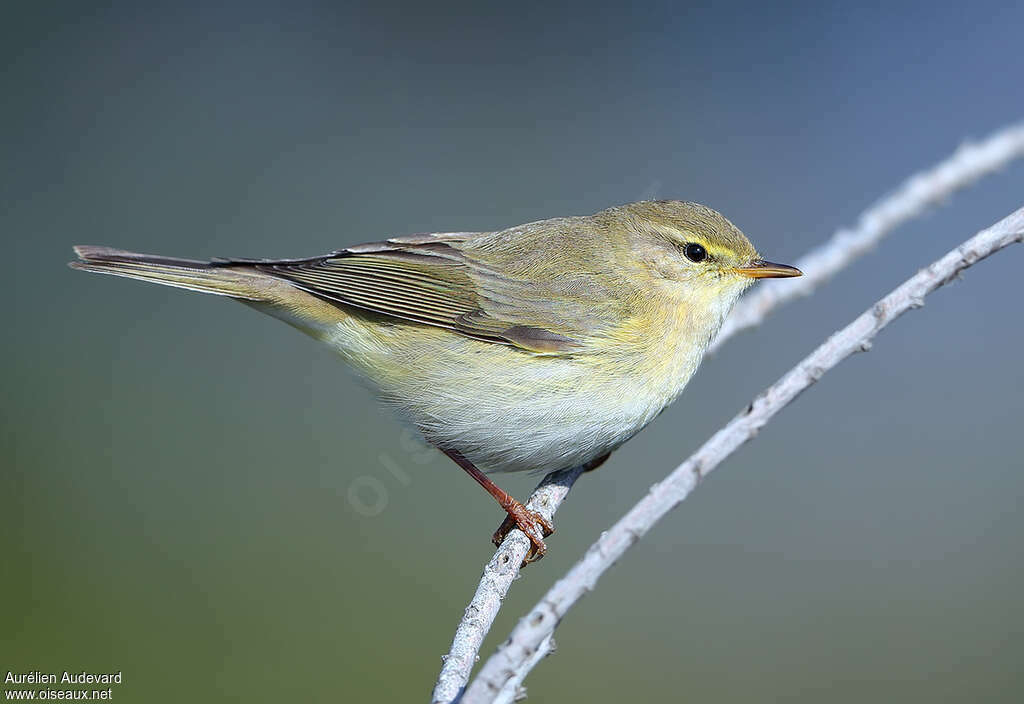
[[218, 232, 597, 354]]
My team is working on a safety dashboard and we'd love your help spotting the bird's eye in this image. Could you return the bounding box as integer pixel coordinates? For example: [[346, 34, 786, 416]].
[[684, 243, 707, 263]]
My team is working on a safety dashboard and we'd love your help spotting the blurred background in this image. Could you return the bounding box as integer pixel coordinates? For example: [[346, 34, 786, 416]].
[[4, 1, 1023, 701]]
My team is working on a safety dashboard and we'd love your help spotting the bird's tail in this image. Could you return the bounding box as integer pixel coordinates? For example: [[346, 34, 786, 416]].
[[69, 246, 270, 300]]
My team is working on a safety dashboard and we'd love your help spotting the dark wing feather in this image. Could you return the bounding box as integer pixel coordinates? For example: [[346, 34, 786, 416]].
[[217, 233, 588, 354]]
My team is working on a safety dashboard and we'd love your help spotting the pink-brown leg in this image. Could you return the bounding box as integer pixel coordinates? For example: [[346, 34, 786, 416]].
[[441, 448, 554, 563], [489, 452, 612, 564]]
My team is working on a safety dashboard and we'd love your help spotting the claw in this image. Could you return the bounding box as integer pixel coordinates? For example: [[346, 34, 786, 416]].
[[492, 502, 554, 566], [437, 447, 560, 565]]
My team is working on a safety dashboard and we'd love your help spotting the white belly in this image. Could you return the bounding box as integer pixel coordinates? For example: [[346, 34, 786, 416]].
[[422, 361, 675, 473], [322, 318, 699, 473]]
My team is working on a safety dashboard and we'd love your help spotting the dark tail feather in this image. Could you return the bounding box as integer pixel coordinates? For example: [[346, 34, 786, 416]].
[[69, 246, 269, 300]]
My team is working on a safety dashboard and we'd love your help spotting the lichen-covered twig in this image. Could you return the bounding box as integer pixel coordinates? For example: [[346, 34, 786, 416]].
[[431, 123, 1024, 703], [711, 122, 1024, 353], [463, 206, 1024, 703], [431, 466, 584, 703]]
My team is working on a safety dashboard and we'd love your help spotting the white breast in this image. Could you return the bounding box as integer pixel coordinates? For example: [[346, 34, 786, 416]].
[[320, 280, 743, 474]]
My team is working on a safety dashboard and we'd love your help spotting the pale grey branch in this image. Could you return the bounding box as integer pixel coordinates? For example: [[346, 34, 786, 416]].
[[431, 466, 584, 704], [710, 121, 1024, 353], [431, 122, 1024, 703], [463, 206, 1024, 702]]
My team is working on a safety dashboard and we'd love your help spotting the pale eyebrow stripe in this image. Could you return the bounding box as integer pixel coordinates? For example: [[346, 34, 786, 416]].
[[649, 226, 732, 259]]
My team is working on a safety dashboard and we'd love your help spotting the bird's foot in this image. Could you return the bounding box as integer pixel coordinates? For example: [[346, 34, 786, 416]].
[[492, 500, 554, 565]]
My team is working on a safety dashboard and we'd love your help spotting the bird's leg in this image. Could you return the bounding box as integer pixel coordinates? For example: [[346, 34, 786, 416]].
[[441, 448, 554, 563], [582, 452, 612, 473], [490, 452, 612, 563]]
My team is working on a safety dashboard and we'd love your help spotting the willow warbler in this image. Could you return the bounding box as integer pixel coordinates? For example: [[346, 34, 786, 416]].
[[71, 200, 800, 561]]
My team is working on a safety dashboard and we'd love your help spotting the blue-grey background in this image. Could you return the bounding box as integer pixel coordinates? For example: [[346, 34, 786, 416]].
[[4, 2, 1022, 701]]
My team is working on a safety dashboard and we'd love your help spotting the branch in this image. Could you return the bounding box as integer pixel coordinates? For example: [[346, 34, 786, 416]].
[[431, 122, 1024, 703], [431, 466, 585, 704], [463, 206, 1024, 702], [710, 121, 1024, 353]]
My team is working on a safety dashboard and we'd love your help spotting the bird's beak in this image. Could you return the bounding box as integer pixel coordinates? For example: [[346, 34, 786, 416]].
[[733, 259, 803, 279]]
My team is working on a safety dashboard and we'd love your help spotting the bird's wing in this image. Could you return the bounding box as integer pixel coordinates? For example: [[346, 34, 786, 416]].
[[216, 231, 618, 354]]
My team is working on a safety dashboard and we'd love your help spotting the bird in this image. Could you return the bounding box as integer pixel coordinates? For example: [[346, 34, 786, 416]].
[[70, 200, 801, 563]]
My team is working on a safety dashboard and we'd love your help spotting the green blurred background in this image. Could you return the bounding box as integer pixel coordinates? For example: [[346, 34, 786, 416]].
[[4, 1, 1023, 701]]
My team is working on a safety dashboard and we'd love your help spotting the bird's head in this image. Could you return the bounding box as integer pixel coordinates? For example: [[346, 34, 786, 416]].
[[607, 200, 801, 314]]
